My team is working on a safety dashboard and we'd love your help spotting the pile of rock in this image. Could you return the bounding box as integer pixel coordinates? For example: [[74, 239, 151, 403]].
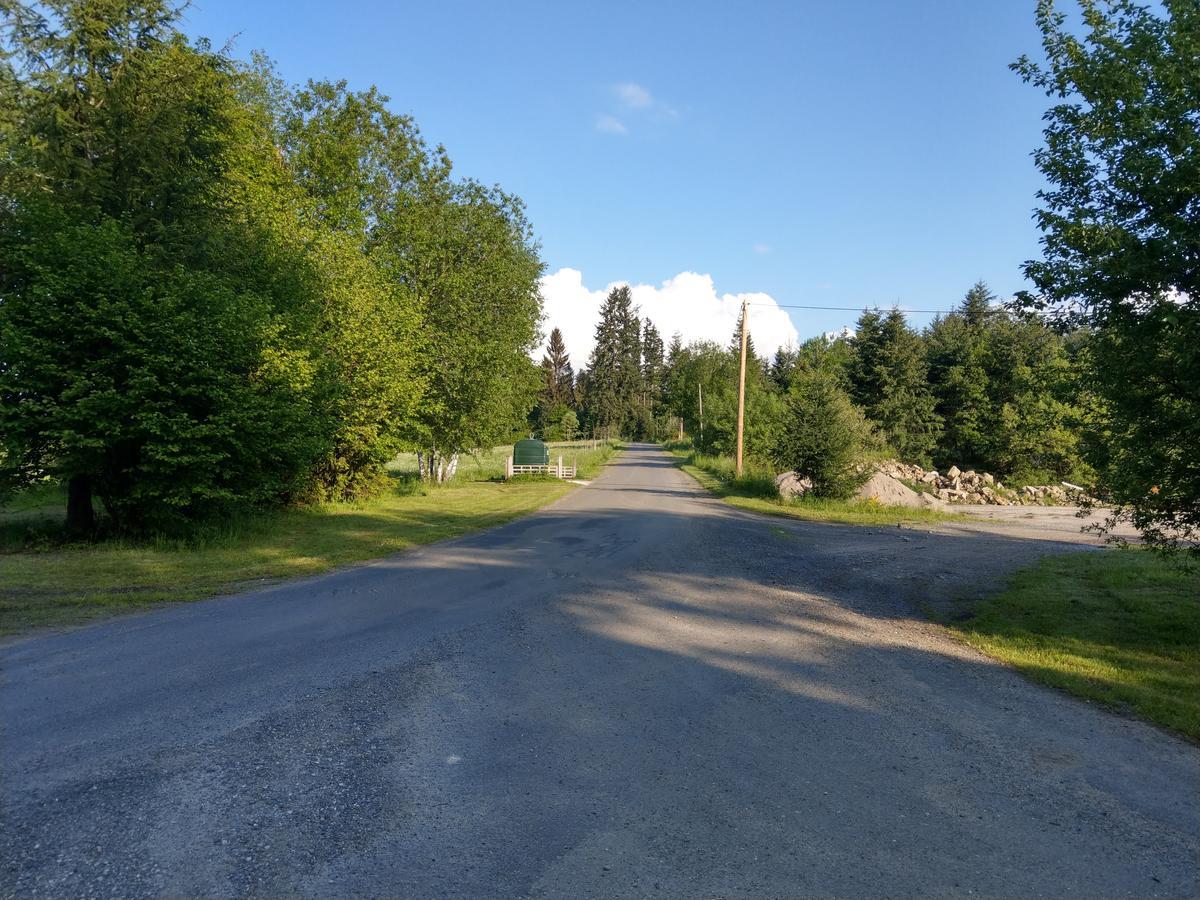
[[774, 460, 1092, 507], [872, 460, 1088, 506]]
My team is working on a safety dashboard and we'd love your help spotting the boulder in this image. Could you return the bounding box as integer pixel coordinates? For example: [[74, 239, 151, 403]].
[[946, 465, 962, 479], [775, 471, 813, 500]]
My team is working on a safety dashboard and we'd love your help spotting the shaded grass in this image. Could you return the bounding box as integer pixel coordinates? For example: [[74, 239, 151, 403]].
[[947, 550, 1200, 741], [0, 442, 619, 636], [670, 448, 962, 527]]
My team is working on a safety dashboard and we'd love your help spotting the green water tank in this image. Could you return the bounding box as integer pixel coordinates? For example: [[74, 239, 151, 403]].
[[514, 439, 550, 465]]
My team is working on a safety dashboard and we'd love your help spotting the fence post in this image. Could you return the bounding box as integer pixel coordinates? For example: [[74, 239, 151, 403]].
[[505, 455, 513, 480], [557, 455, 563, 479]]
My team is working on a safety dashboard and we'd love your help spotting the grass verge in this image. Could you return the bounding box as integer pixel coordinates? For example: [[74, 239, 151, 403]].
[[669, 448, 962, 527], [0, 441, 619, 636], [946, 550, 1199, 741]]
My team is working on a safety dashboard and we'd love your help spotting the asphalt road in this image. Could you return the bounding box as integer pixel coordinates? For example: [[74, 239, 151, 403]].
[[2, 445, 1198, 897]]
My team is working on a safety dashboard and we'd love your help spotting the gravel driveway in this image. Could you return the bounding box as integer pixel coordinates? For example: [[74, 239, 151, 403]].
[[2, 444, 1197, 897]]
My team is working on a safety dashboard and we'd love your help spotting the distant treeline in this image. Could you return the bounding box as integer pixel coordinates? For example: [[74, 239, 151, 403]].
[[535, 282, 1090, 486], [542, 0, 1200, 553], [0, 2, 544, 533]]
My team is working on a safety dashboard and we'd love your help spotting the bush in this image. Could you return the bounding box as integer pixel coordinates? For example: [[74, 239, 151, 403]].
[[770, 370, 873, 499], [540, 407, 579, 442]]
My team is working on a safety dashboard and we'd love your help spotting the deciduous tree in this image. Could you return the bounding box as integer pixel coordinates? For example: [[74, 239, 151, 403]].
[[1014, 0, 1200, 551]]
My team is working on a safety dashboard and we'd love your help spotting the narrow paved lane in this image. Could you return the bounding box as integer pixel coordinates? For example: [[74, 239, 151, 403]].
[[3, 445, 1198, 896]]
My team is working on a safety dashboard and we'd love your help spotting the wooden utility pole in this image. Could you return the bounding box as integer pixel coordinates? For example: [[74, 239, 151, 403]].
[[736, 298, 748, 477], [698, 383, 704, 447]]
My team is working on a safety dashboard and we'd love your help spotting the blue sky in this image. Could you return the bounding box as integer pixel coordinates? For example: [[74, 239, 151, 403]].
[[182, 0, 1056, 350]]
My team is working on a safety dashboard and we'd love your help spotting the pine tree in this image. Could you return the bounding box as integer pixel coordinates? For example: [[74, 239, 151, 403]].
[[642, 319, 665, 414], [961, 281, 996, 327], [729, 306, 757, 361], [769, 345, 798, 390], [849, 307, 941, 463], [539, 327, 574, 408], [585, 285, 641, 434], [926, 288, 995, 468]]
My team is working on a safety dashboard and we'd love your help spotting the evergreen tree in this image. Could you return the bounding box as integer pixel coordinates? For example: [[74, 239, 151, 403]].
[[769, 345, 799, 390], [532, 327, 574, 437], [960, 281, 996, 327], [729, 306, 757, 361], [539, 327, 574, 408], [927, 282, 1086, 477], [849, 308, 941, 464], [585, 286, 641, 435], [926, 289, 994, 469], [770, 370, 872, 499], [642, 319, 666, 414]]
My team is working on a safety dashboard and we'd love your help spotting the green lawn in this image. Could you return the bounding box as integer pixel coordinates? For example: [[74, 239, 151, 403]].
[[948, 550, 1200, 741], [669, 448, 961, 527], [0, 441, 618, 635]]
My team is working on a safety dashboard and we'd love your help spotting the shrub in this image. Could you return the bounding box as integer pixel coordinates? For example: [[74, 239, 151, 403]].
[[770, 370, 873, 499]]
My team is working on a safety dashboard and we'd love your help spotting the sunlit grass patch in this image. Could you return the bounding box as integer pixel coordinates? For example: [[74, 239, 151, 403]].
[[947, 550, 1200, 740], [0, 442, 620, 635]]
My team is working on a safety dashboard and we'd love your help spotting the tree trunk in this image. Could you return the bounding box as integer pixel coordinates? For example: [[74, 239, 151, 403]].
[[66, 474, 95, 536]]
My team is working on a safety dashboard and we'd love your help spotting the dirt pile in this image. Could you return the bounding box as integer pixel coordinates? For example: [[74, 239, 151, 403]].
[[853, 472, 942, 509]]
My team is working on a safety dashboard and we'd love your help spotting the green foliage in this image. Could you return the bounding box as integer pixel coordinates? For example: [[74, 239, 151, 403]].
[[683, 452, 779, 499], [269, 77, 429, 497], [663, 339, 783, 460], [641, 319, 666, 415], [849, 307, 941, 464], [770, 370, 873, 499], [0, 5, 327, 532], [926, 283, 1086, 478], [925, 284, 996, 467], [0, 206, 322, 531], [532, 327, 576, 436], [0, 0, 545, 532], [538, 327, 575, 407], [386, 178, 543, 477], [539, 406, 579, 442], [1014, 0, 1200, 552], [584, 286, 643, 435]]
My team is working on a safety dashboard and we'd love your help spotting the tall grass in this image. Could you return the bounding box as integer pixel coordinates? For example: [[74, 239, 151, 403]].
[[684, 452, 780, 499]]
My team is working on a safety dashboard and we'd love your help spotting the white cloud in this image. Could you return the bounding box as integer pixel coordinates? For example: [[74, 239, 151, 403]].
[[753, 243, 772, 255], [614, 82, 653, 109], [536, 268, 799, 365], [594, 114, 628, 135]]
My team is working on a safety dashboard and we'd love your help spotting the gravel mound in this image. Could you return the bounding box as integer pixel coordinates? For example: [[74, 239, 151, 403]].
[[854, 472, 942, 509]]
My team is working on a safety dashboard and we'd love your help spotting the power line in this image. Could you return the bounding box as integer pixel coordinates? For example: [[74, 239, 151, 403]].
[[747, 301, 956, 314]]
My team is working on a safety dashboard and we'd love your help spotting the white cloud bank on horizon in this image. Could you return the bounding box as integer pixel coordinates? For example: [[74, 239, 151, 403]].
[[536, 268, 799, 365]]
